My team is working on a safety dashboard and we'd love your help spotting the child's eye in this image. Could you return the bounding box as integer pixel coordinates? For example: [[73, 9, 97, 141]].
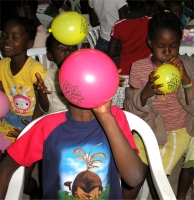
[[58, 46, 64, 50], [1, 33, 6, 38], [12, 36, 18, 40], [171, 45, 178, 48], [157, 45, 164, 48], [69, 46, 74, 50]]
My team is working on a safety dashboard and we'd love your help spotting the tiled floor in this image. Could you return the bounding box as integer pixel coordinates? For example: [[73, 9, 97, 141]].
[[22, 158, 184, 200]]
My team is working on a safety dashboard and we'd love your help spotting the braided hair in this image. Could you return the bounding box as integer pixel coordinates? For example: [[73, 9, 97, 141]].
[[148, 11, 183, 40]]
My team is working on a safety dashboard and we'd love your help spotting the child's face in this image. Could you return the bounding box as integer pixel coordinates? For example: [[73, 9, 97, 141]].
[[1, 21, 33, 58], [169, 3, 183, 19], [147, 29, 181, 66], [48, 40, 77, 68]]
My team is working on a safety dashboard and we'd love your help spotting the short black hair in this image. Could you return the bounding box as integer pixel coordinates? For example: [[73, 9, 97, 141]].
[[46, 34, 57, 53], [127, 0, 158, 11], [46, 34, 78, 53], [148, 11, 183, 40], [3, 17, 37, 40]]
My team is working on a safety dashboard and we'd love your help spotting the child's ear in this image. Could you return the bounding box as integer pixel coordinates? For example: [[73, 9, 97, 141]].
[[147, 37, 152, 48], [46, 52, 54, 61], [27, 40, 34, 49]]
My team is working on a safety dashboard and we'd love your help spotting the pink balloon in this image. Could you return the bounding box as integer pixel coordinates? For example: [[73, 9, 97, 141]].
[[0, 91, 10, 119], [59, 49, 119, 108]]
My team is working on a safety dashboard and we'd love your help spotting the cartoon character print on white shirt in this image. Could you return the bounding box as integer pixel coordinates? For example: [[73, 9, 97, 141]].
[[10, 86, 35, 114]]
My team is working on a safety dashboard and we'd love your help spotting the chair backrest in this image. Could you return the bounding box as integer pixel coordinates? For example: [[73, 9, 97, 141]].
[[37, 4, 49, 13], [36, 13, 53, 28], [68, 0, 81, 13], [27, 47, 51, 69], [188, 19, 194, 25], [179, 46, 194, 57], [0, 31, 3, 59], [5, 111, 67, 199], [78, 25, 100, 49], [123, 111, 176, 200], [5, 110, 176, 199]]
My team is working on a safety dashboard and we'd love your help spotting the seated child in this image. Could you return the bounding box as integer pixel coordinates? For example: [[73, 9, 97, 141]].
[[0, 98, 144, 199], [37, 34, 78, 114], [0, 17, 47, 141], [123, 12, 194, 199]]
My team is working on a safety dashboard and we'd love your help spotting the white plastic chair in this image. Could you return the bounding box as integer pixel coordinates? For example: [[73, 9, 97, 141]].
[[78, 25, 100, 49], [0, 31, 3, 59], [4, 114, 49, 200], [27, 47, 51, 69], [36, 13, 53, 28], [179, 46, 194, 57], [124, 111, 176, 200], [5, 110, 176, 200], [68, 0, 81, 13], [188, 19, 194, 25], [5, 110, 67, 199]]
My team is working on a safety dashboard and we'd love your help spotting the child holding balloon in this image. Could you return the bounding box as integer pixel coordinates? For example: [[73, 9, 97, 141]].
[[123, 11, 194, 199], [36, 33, 78, 114], [0, 16, 48, 198], [0, 49, 144, 199], [0, 17, 47, 141]]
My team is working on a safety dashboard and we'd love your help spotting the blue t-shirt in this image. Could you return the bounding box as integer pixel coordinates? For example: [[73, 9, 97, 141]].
[[8, 107, 138, 199], [42, 111, 121, 199]]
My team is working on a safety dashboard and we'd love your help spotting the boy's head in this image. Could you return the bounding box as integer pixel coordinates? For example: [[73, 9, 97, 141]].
[[1, 17, 36, 57], [127, 0, 158, 16], [164, 0, 183, 19], [46, 34, 78, 69]]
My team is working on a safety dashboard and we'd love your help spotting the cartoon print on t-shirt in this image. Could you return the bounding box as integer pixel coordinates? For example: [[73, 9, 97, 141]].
[[10, 86, 35, 114], [58, 143, 111, 199]]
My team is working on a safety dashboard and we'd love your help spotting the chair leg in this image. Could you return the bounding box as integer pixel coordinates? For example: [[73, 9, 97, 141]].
[[139, 180, 149, 200]]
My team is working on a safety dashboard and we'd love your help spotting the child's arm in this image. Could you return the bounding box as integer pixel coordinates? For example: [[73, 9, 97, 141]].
[[0, 81, 4, 91], [88, 5, 100, 27], [33, 73, 52, 116], [108, 37, 121, 57], [92, 102, 144, 187], [170, 57, 192, 105], [0, 155, 21, 199]]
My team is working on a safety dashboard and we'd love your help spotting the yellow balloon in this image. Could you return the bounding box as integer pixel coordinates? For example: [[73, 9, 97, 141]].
[[49, 11, 88, 45], [154, 64, 181, 93]]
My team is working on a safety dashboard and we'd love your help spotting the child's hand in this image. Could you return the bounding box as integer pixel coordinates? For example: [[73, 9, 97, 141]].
[[118, 69, 125, 87], [168, 57, 190, 84], [7, 119, 30, 138], [142, 70, 165, 98], [34, 73, 52, 94], [7, 127, 21, 138], [92, 101, 112, 118]]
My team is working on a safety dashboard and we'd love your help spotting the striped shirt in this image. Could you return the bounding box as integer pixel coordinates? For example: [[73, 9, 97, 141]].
[[130, 56, 188, 132]]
